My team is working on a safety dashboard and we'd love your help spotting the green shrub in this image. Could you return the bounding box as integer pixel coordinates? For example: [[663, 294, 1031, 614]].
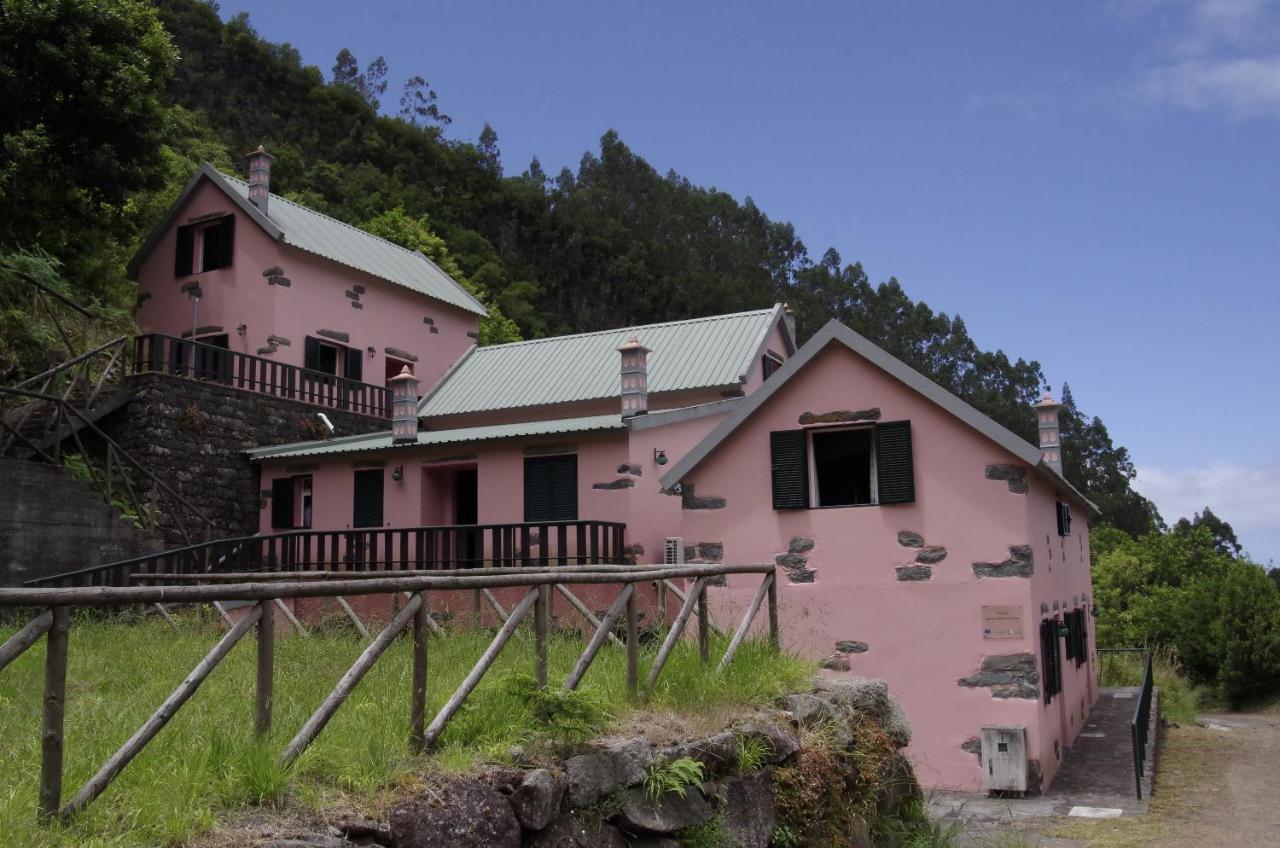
[[734, 733, 769, 773], [644, 755, 705, 801]]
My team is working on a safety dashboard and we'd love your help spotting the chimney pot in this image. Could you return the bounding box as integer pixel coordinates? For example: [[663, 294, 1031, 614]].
[[388, 365, 420, 443], [1034, 391, 1063, 474], [617, 335, 650, 417], [246, 144, 275, 216]]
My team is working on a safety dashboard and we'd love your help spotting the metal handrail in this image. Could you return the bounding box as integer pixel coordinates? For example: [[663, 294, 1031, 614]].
[[1132, 651, 1154, 799]]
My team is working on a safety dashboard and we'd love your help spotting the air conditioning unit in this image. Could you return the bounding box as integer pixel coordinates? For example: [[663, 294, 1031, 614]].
[[664, 537, 685, 566]]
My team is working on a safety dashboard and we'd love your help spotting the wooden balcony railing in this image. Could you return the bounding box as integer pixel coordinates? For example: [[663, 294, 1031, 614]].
[[133, 333, 391, 418], [25, 521, 629, 588]]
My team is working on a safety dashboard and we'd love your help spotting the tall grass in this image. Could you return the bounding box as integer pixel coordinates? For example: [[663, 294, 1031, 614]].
[[0, 614, 810, 847], [1098, 648, 1199, 724]]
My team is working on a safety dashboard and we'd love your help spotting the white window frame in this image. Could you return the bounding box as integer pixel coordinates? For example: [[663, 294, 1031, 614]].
[[807, 425, 878, 509]]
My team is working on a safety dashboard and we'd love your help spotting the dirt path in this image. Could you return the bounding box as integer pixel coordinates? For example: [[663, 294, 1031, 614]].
[[1042, 706, 1280, 848]]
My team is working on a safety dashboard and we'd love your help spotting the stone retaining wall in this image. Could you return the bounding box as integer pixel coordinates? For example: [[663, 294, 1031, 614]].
[[245, 678, 920, 848]]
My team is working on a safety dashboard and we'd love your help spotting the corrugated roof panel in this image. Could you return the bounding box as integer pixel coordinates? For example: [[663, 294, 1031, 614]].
[[247, 414, 625, 461], [217, 171, 487, 317], [420, 307, 781, 417]]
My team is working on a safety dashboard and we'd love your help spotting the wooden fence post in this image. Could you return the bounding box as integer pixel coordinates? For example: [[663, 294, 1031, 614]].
[[255, 599, 274, 737], [534, 585, 550, 689], [697, 582, 710, 663], [565, 584, 634, 691], [645, 578, 706, 690], [766, 573, 779, 650], [0, 609, 53, 674], [719, 574, 773, 671], [625, 584, 639, 697], [409, 593, 429, 754], [38, 607, 70, 822]]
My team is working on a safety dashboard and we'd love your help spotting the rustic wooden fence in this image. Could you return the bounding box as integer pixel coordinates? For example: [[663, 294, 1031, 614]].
[[0, 563, 778, 823]]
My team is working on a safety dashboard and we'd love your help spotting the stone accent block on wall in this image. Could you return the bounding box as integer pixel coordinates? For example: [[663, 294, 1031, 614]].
[[972, 545, 1034, 578], [985, 464, 1028, 494], [788, 536, 815, 553], [798, 408, 881, 425], [524, 443, 577, 456], [316, 328, 350, 343], [592, 478, 635, 490], [915, 546, 948, 564], [617, 463, 642, 476], [679, 484, 725, 510], [895, 565, 932, 581], [820, 655, 852, 672], [897, 530, 924, 548], [960, 737, 983, 761], [384, 346, 418, 362], [695, 542, 723, 561], [785, 568, 815, 584], [835, 640, 869, 654], [956, 653, 1039, 699]]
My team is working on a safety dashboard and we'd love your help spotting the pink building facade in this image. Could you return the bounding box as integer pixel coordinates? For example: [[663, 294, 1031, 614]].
[[247, 309, 1096, 793], [129, 160, 485, 409]]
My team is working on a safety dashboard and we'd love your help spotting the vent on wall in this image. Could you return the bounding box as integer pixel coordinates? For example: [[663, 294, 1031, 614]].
[[664, 537, 685, 566]]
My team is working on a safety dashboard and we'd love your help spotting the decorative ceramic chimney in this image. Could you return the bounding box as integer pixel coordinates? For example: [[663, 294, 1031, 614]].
[[1034, 391, 1063, 474], [389, 366, 420, 443], [782, 303, 797, 344], [246, 145, 274, 215], [617, 335, 650, 417]]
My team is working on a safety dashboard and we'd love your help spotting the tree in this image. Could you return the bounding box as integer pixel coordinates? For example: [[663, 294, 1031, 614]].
[[330, 48, 388, 109], [331, 48, 360, 88], [0, 0, 178, 295], [360, 208, 521, 345], [399, 75, 451, 127], [1173, 506, 1241, 556], [478, 123, 501, 176]]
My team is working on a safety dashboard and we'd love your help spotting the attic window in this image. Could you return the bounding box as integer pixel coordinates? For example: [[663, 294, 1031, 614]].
[[762, 352, 784, 381], [174, 215, 235, 276]]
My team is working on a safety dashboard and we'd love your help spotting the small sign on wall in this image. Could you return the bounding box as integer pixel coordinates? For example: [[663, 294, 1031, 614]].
[[982, 605, 1024, 639]]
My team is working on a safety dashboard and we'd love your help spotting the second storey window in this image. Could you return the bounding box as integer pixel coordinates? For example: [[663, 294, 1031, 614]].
[[175, 215, 235, 276], [762, 352, 784, 381], [770, 421, 915, 510], [305, 336, 363, 382], [1056, 500, 1072, 536], [524, 455, 578, 523]]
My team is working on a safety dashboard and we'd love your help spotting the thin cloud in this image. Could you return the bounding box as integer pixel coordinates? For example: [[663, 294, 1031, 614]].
[[1134, 460, 1280, 561], [1135, 55, 1280, 114]]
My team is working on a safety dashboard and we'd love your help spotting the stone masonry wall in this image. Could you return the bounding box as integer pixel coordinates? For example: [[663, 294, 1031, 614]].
[[0, 459, 165, 588], [100, 373, 388, 544]]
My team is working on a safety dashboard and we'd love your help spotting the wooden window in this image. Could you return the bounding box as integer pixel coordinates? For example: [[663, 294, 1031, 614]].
[[770, 421, 914, 510], [270, 477, 295, 529], [199, 215, 235, 271], [352, 469, 384, 528], [344, 346, 363, 383], [524, 455, 578, 522], [769, 430, 809, 510], [1041, 617, 1063, 703], [297, 475, 313, 529], [1056, 501, 1072, 536], [175, 225, 195, 277], [762, 352, 784, 381]]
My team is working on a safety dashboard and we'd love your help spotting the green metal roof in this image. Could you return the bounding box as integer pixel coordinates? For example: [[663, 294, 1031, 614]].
[[127, 164, 486, 317], [419, 305, 788, 417], [216, 170, 486, 316], [246, 414, 625, 461]]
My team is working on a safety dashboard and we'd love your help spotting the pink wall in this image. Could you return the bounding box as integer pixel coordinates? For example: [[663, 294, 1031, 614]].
[[739, 318, 793, 396], [668, 341, 1081, 790], [135, 178, 478, 394], [1024, 467, 1097, 788]]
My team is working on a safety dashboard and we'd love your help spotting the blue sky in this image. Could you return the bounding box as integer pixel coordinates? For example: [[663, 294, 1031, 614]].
[[219, 0, 1280, 563]]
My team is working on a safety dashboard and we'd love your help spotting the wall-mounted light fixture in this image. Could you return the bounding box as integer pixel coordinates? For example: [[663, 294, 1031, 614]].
[[236, 323, 247, 336], [654, 449, 668, 466], [392, 465, 404, 482], [368, 345, 377, 357], [1057, 622, 1071, 638]]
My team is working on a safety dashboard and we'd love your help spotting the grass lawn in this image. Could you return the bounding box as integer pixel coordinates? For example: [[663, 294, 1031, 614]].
[[0, 612, 811, 847]]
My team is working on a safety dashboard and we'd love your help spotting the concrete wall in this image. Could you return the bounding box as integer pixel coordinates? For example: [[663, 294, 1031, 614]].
[[134, 177, 479, 393], [0, 459, 164, 588]]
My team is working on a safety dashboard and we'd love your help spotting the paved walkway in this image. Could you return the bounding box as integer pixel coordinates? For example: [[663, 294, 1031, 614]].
[[931, 687, 1154, 828]]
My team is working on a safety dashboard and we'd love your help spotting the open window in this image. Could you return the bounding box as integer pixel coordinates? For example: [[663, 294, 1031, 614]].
[[305, 336, 364, 382], [271, 475, 313, 529], [174, 215, 234, 276], [762, 351, 784, 381], [524, 455, 578, 522], [770, 421, 914, 510]]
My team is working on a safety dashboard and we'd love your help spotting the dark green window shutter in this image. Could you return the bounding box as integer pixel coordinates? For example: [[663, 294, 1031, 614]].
[[1041, 618, 1061, 703], [345, 346, 363, 383], [175, 225, 195, 276], [769, 430, 809, 510], [271, 477, 294, 529], [875, 421, 915, 504], [215, 215, 235, 268], [524, 455, 578, 522], [352, 469, 384, 528], [304, 336, 321, 371]]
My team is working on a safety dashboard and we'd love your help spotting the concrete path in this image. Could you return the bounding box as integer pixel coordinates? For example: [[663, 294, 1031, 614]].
[[930, 687, 1153, 833]]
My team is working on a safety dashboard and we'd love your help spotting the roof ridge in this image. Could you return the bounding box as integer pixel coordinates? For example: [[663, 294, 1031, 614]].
[[469, 306, 780, 353]]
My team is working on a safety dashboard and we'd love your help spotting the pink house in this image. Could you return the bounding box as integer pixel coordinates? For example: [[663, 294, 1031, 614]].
[[246, 304, 1097, 793], [128, 150, 486, 417]]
